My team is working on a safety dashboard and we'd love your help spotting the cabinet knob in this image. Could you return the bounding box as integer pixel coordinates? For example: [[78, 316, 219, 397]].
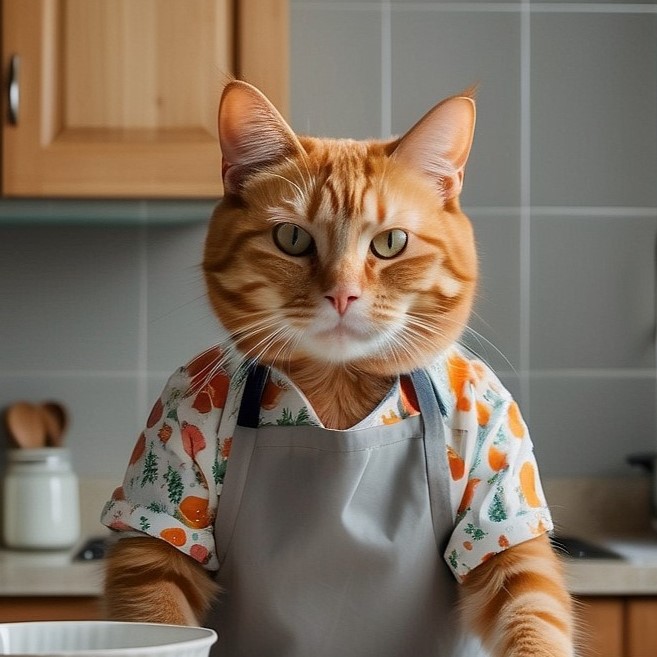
[[8, 54, 20, 125]]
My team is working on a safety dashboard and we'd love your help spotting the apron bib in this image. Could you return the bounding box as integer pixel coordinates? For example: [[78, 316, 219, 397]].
[[210, 367, 483, 657]]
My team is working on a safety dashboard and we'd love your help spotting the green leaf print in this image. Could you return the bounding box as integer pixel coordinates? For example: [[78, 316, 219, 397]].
[[146, 501, 167, 514], [141, 445, 159, 487], [213, 459, 227, 486], [139, 516, 150, 532], [488, 489, 508, 523], [448, 550, 458, 570], [164, 465, 184, 505], [464, 523, 487, 541], [275, 407, 315, 426]]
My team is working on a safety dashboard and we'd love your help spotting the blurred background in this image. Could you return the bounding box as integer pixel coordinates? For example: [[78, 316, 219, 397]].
[[1, 0, 656, 484]]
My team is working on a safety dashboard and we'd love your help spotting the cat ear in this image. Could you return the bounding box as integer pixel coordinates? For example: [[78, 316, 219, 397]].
[[218, 80, 303, 194], [391, 94, 476, 200]]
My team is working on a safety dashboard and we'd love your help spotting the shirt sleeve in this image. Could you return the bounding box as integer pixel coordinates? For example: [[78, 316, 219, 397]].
[[438, 349, 553, 581], [100, 348, 234, 571]]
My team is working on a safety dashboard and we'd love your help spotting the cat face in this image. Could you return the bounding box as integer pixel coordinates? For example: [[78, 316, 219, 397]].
[[204, 81, 477, 376]]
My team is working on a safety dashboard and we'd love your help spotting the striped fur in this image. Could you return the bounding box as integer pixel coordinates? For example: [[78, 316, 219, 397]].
[[205, 82, 478, 428], [461, 534, 575, 656]]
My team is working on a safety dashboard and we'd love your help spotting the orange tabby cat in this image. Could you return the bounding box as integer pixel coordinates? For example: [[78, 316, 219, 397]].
[[105, 80, 574, 657]]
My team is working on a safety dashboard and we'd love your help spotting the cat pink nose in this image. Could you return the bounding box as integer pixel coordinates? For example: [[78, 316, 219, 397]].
[[325, 289, 360, 316]]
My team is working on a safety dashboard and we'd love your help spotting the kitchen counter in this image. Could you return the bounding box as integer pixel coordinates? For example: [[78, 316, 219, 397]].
[[1, 476, 656, 599], [0, 543, 104, 597], [2, 534, 657, 598]]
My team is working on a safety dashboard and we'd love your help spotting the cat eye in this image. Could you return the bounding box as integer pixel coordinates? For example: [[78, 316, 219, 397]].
[[371, 229, 408, 259], [273, 223, 314, 256]]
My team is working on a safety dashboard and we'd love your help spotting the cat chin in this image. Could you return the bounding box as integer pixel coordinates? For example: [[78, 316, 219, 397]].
[[300, 337, 381, 364]]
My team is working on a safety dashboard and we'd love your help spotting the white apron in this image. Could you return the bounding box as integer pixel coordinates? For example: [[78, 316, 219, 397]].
[[210, 366, 484, 657]]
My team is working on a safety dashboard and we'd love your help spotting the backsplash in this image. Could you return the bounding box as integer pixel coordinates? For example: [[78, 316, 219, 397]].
[[1, 0, 656, 481]]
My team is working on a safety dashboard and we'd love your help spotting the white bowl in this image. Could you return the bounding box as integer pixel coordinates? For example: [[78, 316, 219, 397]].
[[0, 621, 217, 656]]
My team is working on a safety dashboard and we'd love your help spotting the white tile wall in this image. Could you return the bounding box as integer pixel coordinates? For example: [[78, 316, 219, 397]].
[[1, 1, 655, 480]]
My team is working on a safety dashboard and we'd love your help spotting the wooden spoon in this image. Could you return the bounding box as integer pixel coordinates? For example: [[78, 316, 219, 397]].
[[4, 402, 47, 449], [41, 401, 69, 447]]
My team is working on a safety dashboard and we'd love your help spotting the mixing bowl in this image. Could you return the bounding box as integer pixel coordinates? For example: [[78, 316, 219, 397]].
[[0, 621, 217, 656]]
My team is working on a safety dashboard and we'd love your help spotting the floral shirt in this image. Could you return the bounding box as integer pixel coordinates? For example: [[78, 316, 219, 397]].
[[101, 344, 553, 581]]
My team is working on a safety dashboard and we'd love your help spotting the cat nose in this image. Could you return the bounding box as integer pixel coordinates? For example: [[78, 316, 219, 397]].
[[325, 287, 360, 316]]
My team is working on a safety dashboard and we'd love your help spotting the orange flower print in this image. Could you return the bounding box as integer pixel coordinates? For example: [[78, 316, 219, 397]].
[[192, 390, 212, 414], [447, 446, 465, 481], [190, 544, 210, 565], [179, 495, 211, 529], [221, 436, 233, 459], [476, 400, 491, 426], [146, 398, 163, 428], [381, 410, 401, 425], [111, 486, 125, 501], [158, 423, 172, 444], [487, 445, 507, 472], [261, 378, 287, 410], [508, 401, 526, 438], [448, 352, 484, 415], [458, 478, 481, 514], [519, 461, 542, 508], [129, 433, 146, 465], [463, 541, 473, 551], [181, 422, 206, 459], [192, 372, 230, 413], [457, 396, 471, 412], [160, 527, 187, 547], [498, 535, 510, 549]]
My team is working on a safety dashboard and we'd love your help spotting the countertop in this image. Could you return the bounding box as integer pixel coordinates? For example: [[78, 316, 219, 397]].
[[0, 543, 104, 597], [1, 476, 656, 598], [2, 533, 657, 598]]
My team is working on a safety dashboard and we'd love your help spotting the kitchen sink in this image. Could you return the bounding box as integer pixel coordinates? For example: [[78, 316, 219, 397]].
[[551, 536, 624, 560]]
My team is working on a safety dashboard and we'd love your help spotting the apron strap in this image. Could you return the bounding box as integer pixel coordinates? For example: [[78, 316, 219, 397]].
[[236, 365, 270, 428], [409, 369, 453, 554]]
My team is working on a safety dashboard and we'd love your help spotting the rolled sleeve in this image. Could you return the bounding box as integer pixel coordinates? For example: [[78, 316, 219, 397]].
[[101, 365, 225, 571]]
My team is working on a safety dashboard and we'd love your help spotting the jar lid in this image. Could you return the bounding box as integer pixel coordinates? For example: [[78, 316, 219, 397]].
[[7, 447, 71, 463]]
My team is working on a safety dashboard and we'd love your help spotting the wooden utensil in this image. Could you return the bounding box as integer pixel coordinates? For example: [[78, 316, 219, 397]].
[[4, 402, 47, 449], [41, 401, 69, 447]]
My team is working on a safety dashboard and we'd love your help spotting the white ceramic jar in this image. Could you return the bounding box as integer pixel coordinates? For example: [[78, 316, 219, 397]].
[[2, 448, 80, 549]]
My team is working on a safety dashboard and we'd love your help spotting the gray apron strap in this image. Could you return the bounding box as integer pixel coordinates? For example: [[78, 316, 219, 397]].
[[215, 366, 269, 566], [409, 369, 453, 554]]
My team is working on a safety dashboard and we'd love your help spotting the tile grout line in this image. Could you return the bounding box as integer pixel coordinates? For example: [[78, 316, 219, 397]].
[[381, 0, 392, 139], [519, 0, 532, 417]]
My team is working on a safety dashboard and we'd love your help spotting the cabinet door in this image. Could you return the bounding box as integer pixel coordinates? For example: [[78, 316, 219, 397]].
[[626, 598, 657, 657], [1, 0, 288, 198], [576, 597, 625, 657]]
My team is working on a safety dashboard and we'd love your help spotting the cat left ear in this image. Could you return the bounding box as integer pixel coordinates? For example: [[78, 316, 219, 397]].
[[218, 80, 303, 194], [391, 93, 476, 200]]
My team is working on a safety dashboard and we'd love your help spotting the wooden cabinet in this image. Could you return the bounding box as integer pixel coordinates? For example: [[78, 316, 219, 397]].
[[578, 596, 657, 657], [0, 0, 288, 197], [0, 597, 101, 622]]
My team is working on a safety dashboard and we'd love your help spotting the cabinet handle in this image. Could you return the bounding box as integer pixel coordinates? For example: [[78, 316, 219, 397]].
[[8, 54, 20, 125]]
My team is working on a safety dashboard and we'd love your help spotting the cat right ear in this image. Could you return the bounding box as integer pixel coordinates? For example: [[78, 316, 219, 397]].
[[218, 80, 303, 195], [391, 93, 476, 200]]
